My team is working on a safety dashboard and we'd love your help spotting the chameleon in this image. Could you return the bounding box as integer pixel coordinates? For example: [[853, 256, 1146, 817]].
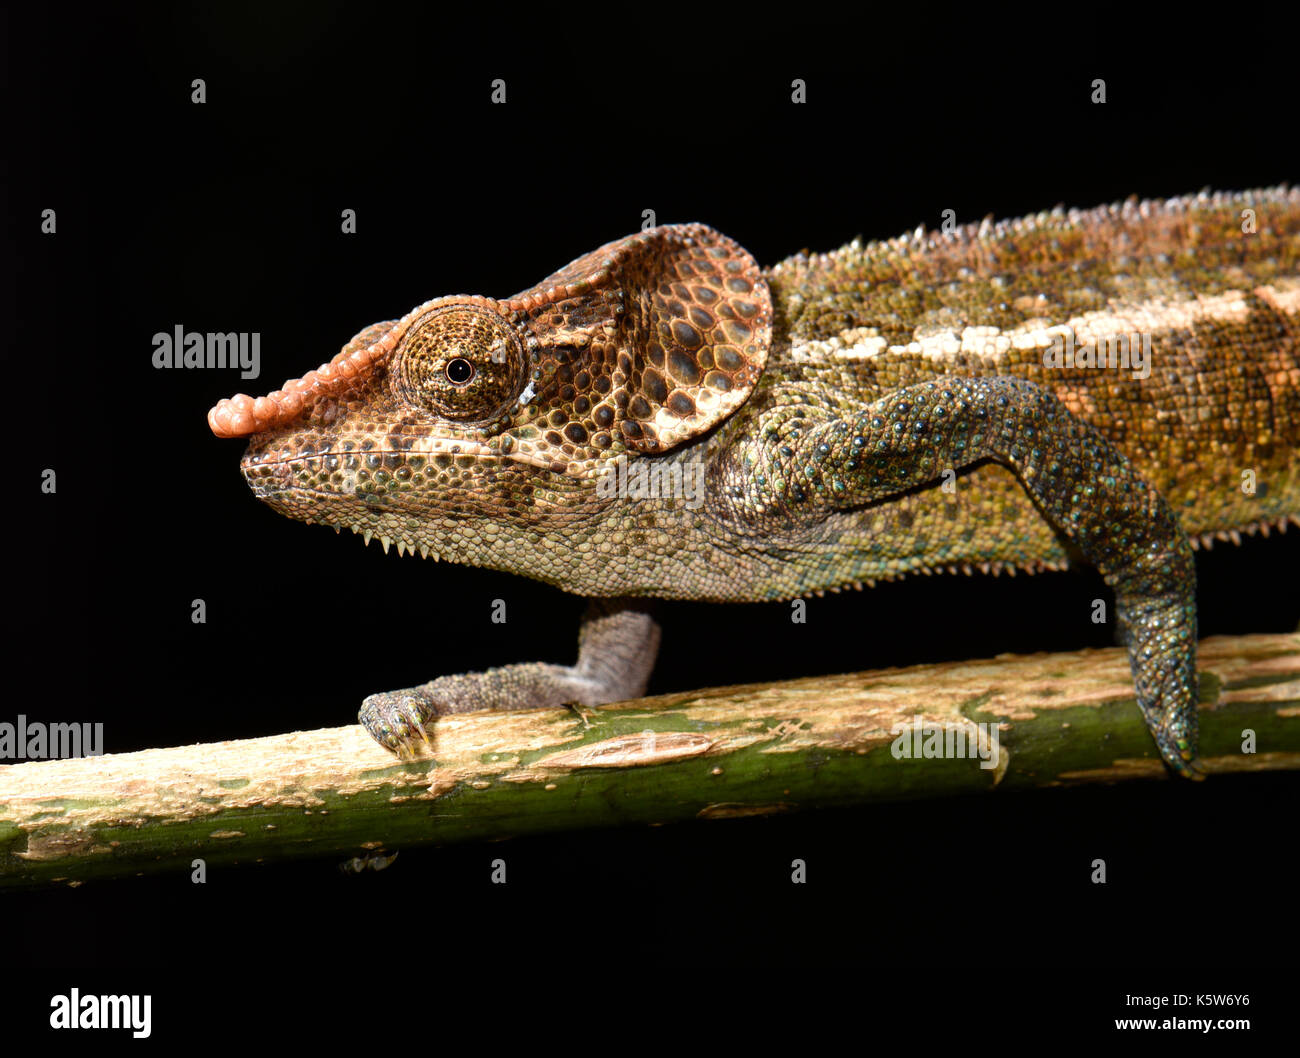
[[208, 188, 1300, 779]]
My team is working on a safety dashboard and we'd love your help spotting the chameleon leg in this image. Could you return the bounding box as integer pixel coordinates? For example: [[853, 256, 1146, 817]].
[[745, 377, 1202, 778], [358, 598, 660, 757]]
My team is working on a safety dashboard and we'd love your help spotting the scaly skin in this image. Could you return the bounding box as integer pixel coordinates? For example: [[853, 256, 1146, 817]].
[[209, 188, 1300, 777]]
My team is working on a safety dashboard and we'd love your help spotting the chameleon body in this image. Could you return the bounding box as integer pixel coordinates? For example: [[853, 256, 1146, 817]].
[[209, 188, 1300, 777]]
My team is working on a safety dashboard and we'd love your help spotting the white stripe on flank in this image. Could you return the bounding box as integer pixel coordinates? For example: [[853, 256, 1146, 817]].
[[800, 288, 1272, 364]]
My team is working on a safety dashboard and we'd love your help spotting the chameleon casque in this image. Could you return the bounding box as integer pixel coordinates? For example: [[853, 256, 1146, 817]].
[[209, 188, 1300, 779]]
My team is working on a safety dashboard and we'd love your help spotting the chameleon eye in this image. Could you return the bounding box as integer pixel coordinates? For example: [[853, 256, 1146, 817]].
[[395, 303, 525, 423], [445, 357, 474, 385]]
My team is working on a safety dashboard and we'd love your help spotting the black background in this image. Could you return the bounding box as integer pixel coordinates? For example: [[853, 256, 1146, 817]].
[[5, 0, 1298, 1034]]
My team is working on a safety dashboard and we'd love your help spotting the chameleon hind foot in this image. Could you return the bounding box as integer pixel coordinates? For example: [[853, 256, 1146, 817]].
[[1117, 594, 1204, 779], [739, 376, 1205, 777]]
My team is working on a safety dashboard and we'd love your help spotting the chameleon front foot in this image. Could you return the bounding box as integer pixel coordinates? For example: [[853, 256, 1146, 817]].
[[359, 689, 438, 758], [355, 599, 661, 758]]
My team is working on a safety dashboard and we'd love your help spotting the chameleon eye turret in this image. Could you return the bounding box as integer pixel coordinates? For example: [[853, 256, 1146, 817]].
[[394, 301, 526, 424]]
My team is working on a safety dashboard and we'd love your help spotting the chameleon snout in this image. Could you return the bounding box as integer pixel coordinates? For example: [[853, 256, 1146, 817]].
[[239, 441, 302, 498]]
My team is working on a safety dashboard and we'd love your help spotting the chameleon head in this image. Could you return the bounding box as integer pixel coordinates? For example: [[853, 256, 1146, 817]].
[[206, 224, 772, 580]]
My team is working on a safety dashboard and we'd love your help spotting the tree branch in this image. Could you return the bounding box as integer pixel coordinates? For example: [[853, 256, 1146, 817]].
[[2, 633, 1297, 887]]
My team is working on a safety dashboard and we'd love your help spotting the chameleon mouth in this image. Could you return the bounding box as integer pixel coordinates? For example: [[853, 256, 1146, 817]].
[[238, 441, 335, 499], [237, 447, 447, 558], [237, 437, 383, 510], [239, 443, 294, 490]]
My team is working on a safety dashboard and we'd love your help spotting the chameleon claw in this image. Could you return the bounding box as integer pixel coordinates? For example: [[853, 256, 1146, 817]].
[[394, 701, 434, 758], [411, 717, 435, 755], [1159, 734, 1205, 780], [565, 701, 595, 730]]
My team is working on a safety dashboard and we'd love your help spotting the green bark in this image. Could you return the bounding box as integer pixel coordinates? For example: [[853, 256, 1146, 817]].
[[1, 633, 1296, 888]]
